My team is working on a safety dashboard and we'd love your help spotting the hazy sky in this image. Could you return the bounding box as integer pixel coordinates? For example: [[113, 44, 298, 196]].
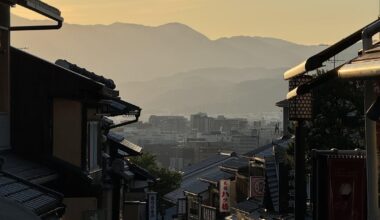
[[12, 0, 379, 45]]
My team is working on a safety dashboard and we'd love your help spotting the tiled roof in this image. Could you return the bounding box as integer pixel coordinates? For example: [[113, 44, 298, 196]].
[[183, 181, 209, 195], [164, 154, 236, 203], [181, 154, 231, 176], [127, 161, 157, 182], [243, 143, 273, 158], [56, 59, 116, 89], [108, 132, 143, 156], [0, 152, 58, 184], [199, 170, 234, 185], [220, 157, 248, 171], [0, 172, 64, 217], [232, 199, 261, 214]]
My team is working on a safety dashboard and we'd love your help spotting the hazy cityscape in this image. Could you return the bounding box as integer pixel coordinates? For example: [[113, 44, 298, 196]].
[[112, 112, 282, 171], [0, 1, 379, 220]]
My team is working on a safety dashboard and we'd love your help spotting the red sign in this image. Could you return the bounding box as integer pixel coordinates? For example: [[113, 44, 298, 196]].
[[250, 176, 265, 198], [219, 180, 231, 212]]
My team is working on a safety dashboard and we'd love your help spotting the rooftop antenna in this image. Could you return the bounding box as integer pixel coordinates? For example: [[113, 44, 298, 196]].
[[327, 56, 344, 68]]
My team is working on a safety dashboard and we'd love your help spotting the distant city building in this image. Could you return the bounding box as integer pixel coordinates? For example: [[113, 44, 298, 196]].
[[190, 112, 209, 133], [191, 113, 248, 134], [149, 115, 188, 133], [230, 135, 259, 154]]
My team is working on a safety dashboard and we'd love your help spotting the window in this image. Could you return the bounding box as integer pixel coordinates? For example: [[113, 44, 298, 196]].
[[87, 121, 100, 172]]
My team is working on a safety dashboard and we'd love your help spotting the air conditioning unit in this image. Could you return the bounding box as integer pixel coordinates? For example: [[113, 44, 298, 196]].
[[0, 112, 10, 149]]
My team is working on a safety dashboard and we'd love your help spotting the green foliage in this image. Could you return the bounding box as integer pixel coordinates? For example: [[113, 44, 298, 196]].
[[307, 72, 365, 150], [130, 152, 182, 199], [286, 70, 365, 169]]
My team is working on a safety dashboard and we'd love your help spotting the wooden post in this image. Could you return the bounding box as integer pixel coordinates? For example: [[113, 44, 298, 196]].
[[294, 120, 306, 220], [0, 2, 10, 150]]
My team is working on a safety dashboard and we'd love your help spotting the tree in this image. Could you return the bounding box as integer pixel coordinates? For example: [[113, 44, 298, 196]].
[[129, 152, 182, 199], [286, 70, 365, 167], [307, 72, 365, 151]]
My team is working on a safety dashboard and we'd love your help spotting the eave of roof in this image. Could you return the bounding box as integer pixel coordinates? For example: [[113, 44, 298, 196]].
[[107, 132, 143, 156], [284, 19, 380, 80], [198, 170, 234, 185], [219, 158, 248, 172], [0, 171, 64, 217], [183, 181, 209, 196], [286, 44, 380, 99], [232, 199, 261, 214], [11, 47, 105, 88]]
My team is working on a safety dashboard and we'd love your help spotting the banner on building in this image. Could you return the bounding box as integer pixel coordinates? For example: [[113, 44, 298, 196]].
[[219, 179, 231, 212], [147, 192, 157, 220], [250, 176, 265, 198], [327, 158, 366, 220]]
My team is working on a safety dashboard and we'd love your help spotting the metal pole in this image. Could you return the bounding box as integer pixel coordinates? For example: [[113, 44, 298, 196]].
[[0, 2, 10, 150], [294, 120, 306, 220]]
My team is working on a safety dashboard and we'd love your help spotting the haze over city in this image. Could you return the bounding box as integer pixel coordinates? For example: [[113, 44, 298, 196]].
[[2, 1, 380, 219]]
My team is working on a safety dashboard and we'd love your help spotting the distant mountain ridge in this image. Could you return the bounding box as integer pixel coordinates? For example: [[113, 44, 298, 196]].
[[11, 15, 343, 115], [11, 15, 327, 82]]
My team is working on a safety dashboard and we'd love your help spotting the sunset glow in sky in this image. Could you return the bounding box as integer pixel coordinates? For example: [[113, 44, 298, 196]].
[[12, 0, 379, 44]]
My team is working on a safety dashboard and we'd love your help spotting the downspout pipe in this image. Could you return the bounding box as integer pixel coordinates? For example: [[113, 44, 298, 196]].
[[108, 115, 140, 130], [361, 19, 380, 220]]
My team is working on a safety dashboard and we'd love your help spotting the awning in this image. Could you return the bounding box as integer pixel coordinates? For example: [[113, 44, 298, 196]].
[[284, 19, 380, 80], [107, 132, 142, 156], [98, 99, 141, 117]]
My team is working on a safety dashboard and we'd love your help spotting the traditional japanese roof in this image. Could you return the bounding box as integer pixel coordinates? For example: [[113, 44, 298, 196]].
[[127, 161, 157, 182], [11, 47, 111, 97], [284, 19, 380, 100], [275, 99, 289, 108], [98, 99, 141, 117], [183, 181, 209, 196], [164, 153, 236, 204], [0, 152, 58, 184], [284, 19, 379, 80], [181, 153, 235, 177], [56, 59, 116, 89], [219, 157, 249, 172], [243, 143, 274, 158], [107, 132, 143, 156], [232, 199, 261, 215], [0, 171, 64, 218], [198, 170, 234, 185]]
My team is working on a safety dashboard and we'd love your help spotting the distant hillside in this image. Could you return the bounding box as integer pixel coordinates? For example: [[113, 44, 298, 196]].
[[12, 15, 357, 115], [120, 67, 287, 115], [11, 15, 327, 83]]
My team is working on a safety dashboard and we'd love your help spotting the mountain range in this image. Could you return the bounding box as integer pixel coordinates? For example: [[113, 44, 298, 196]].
[[11, 15, 340, 116]]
